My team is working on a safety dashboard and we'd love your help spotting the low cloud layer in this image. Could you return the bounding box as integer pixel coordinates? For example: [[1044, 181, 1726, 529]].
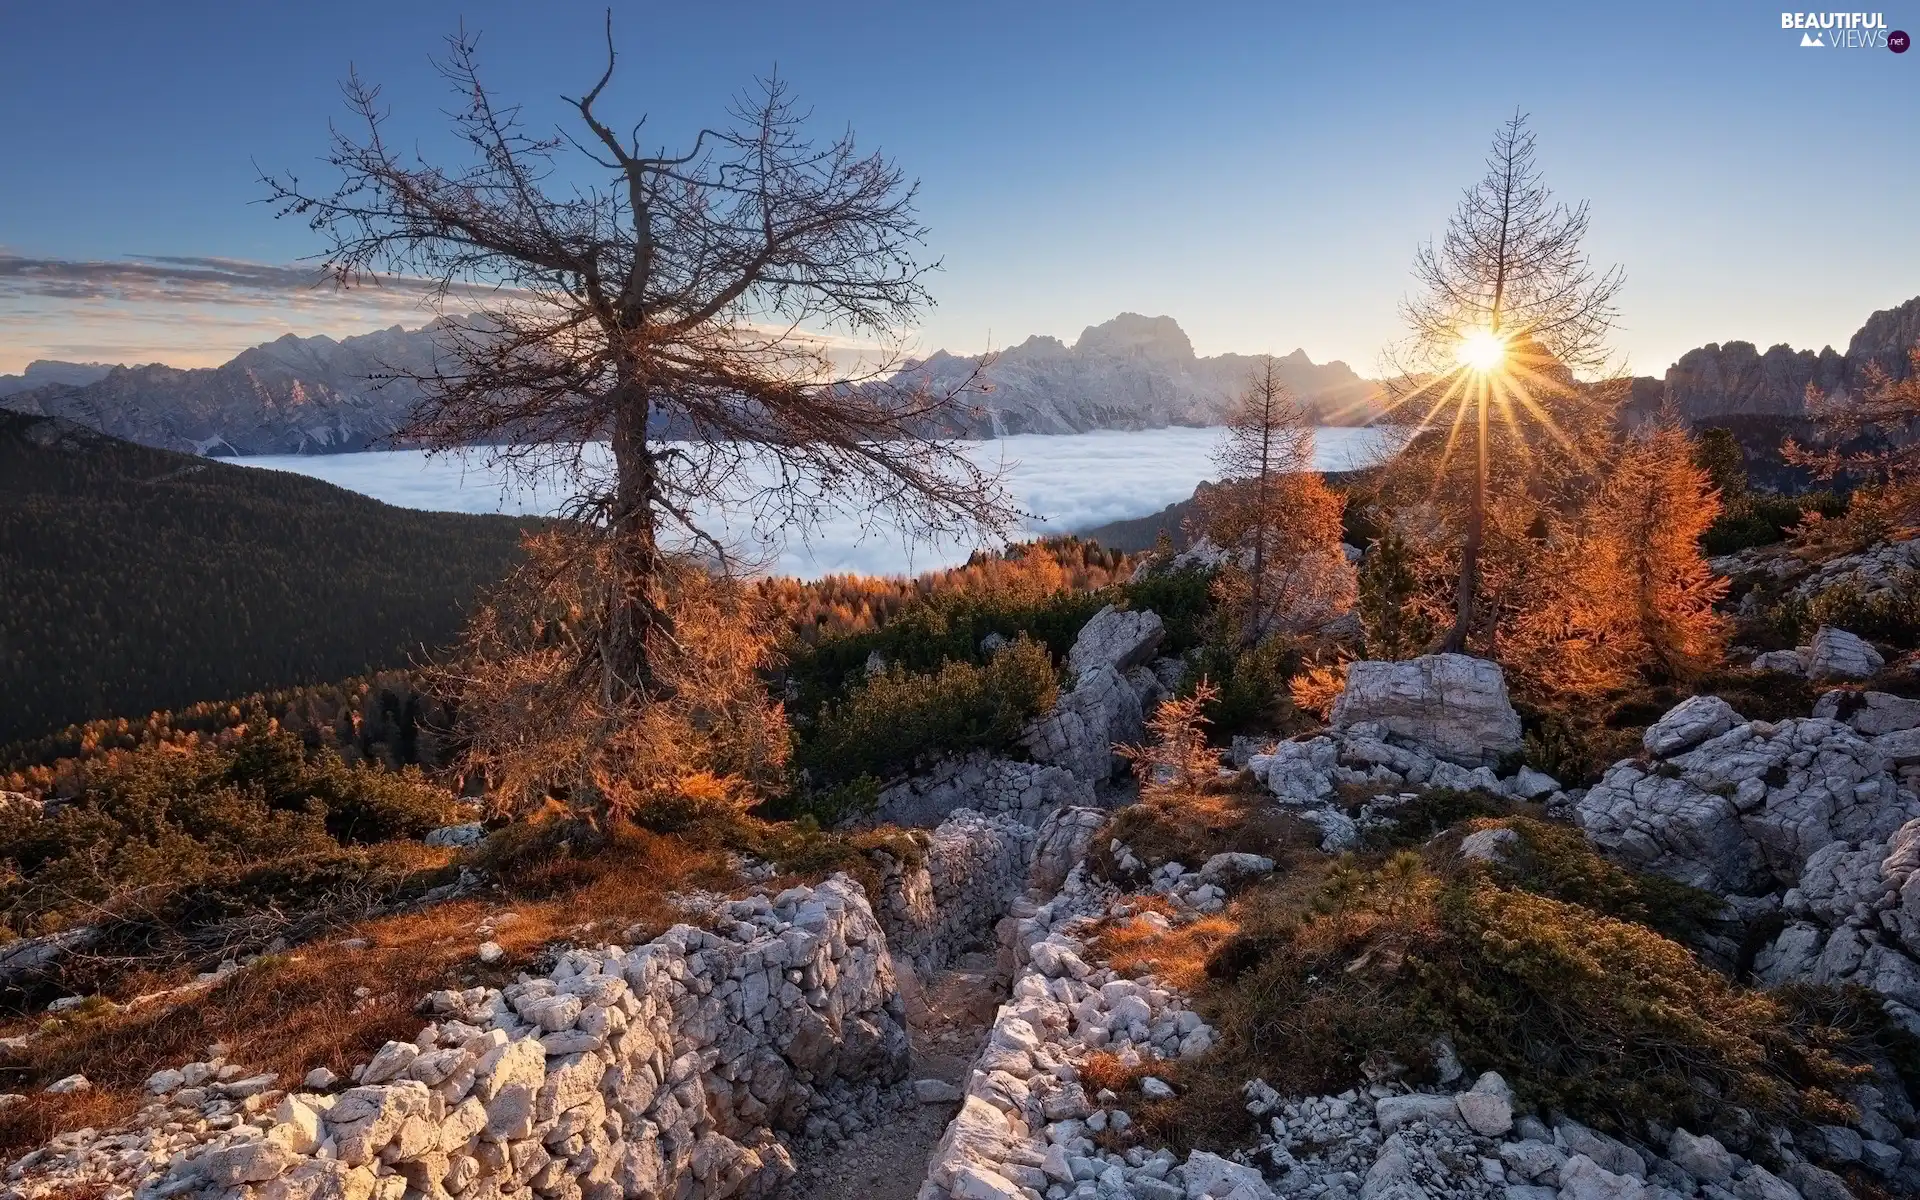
[[242, 427, 1390, 579]]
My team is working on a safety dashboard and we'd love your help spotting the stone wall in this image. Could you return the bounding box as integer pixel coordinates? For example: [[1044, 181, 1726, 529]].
[[873, 756, 1096, 831], [147, 876, 905, 1200], [872, 811, 1039, 983]]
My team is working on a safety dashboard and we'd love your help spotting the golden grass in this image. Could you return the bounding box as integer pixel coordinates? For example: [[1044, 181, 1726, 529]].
[[0, 821, 735, 1157]]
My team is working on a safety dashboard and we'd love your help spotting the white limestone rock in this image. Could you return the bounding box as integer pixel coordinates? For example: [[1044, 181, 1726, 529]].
[[1066, 604, 1166, 682], [1813, 689, 1920, 735], [1642, 695, 1741, 757], [1330, 654, 1523, 766], [1807, 625, 1884, 681]]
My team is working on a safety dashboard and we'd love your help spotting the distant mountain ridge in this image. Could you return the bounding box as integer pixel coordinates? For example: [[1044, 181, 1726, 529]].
[[903, 312, 1384, 435], [0, 360, 116, 398], [0, 313, 1383, 456], [0, 323, 448, 455], [8, 297, 1918, 456], [1627, 294, 1920, 422]]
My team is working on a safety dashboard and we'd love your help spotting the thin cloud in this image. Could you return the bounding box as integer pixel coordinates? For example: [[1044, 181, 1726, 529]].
[[0, 253, 916, 375], [0, 253, 517, 311]]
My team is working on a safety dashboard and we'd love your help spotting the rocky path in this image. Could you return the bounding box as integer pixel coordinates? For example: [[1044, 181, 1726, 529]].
[[782, 951, 1003, 1200]]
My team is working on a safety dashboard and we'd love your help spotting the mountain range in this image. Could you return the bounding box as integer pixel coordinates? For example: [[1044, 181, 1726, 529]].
[[900, 312, 1384, 435], [5, 298, 1917, 456], [1626, 294, 1920, 422]]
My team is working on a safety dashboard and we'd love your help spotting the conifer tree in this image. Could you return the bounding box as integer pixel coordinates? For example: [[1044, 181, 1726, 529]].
[[1199, 360, 1349, 643]]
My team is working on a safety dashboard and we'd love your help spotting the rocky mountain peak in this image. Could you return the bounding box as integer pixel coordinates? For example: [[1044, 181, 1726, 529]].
[[1072, 313, 1196, 362]]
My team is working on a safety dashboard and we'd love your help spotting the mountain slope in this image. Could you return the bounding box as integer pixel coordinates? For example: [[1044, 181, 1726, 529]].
[[0, 413, 535, 743]]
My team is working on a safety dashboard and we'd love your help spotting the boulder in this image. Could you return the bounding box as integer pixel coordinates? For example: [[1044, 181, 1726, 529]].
[[1813, 690, 1920, 735], [1023, 665, 1144, 783], [1258, 738, 1338, 805], [1458, 827, 1519, 864], [1752, 649, 1809, 675], [1666, 1129, 1734, 1184], [1643, 695, 1741, 758], [1330, 655, 1523, 766], [1066, 605, 1165, 682], [1807, 626, 1884, 681], [1029, 806, 1107, 892], [1508, 765, 1562, 801], [424, 823, 486, 849]]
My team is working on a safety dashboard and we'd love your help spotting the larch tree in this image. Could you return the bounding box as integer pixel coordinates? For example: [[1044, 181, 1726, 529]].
[[1594, 422, 1730, 680], [263, 23, 1018, 819], [1784, 346, 1920, 536], [1387, 111, 1626, 653], [1198, 358, 1350, 644]]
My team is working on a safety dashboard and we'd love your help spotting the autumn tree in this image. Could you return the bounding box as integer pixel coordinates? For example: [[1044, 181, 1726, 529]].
[[1118, 680, 1221, 801], [1595, 423, 1730, 678], [265, 23, 1017, 818], [1198, 359, 1350, 643], [1784, 346, 1920, 538], [1387, 111, 1626, 652]]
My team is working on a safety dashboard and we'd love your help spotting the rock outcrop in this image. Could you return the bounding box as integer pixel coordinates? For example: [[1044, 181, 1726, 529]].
[[1577, 708, 1920, 896], [1328, 655, 1525, 767], [1628, 294, 1920, 422], [1023, 607, 1172, 784]]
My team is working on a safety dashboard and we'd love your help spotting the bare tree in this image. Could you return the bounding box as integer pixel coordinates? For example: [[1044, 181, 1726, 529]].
[[263, 21, 1018, 726], [1387, 111, 1625, 652]]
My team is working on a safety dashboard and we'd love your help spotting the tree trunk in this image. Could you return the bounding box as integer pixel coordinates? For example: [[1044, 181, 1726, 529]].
[[603, 380, 668, 705], [1441, 378, 1489, 654]]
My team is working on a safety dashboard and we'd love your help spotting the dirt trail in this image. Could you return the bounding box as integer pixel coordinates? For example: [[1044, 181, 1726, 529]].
[[782, 950, 1003, 1200]]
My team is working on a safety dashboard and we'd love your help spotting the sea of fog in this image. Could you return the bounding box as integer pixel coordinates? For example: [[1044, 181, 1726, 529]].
[[241, 426, 1388, 579]]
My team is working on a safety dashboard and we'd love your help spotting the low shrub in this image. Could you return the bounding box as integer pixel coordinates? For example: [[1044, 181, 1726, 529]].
[[795, 637, 1058, 789], [1122, 566, 1216, 654], [1178, 854, 1889, 1146], [1701, 492, 1843, 556], [0, 730, 456, 940], [1520, 709, 1644, 787], [1360, 789, 1516, 850], [1803, 572, 1920, 650], [1183, 636, 1303, 739], [1468, 817, 1724, 942]]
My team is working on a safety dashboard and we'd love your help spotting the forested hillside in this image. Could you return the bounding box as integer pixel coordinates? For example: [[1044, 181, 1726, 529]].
[[0, 414, 535, 743]]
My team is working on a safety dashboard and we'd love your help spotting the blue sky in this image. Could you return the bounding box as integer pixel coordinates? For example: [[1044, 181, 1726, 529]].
[[0, 0, 1914, 375]]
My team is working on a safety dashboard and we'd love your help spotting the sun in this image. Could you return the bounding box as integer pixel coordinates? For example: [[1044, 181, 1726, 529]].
[[1456, 329, 1507, 372]]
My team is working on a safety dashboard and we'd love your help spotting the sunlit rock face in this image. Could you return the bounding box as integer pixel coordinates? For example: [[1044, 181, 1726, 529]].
[[1631, 294, 1920, 422], [1328, 654, 1524, 767]]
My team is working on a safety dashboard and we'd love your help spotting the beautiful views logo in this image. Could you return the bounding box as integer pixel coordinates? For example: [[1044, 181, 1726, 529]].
[[1780, 11, 1906, 49]]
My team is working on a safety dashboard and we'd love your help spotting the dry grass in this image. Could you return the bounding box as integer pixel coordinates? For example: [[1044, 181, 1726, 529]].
[[0, 821, 735, 1158], [1077, 1050, 1139, 1096], [1092, 907, 1240, 995], [1092, 787, 1319, 884]]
